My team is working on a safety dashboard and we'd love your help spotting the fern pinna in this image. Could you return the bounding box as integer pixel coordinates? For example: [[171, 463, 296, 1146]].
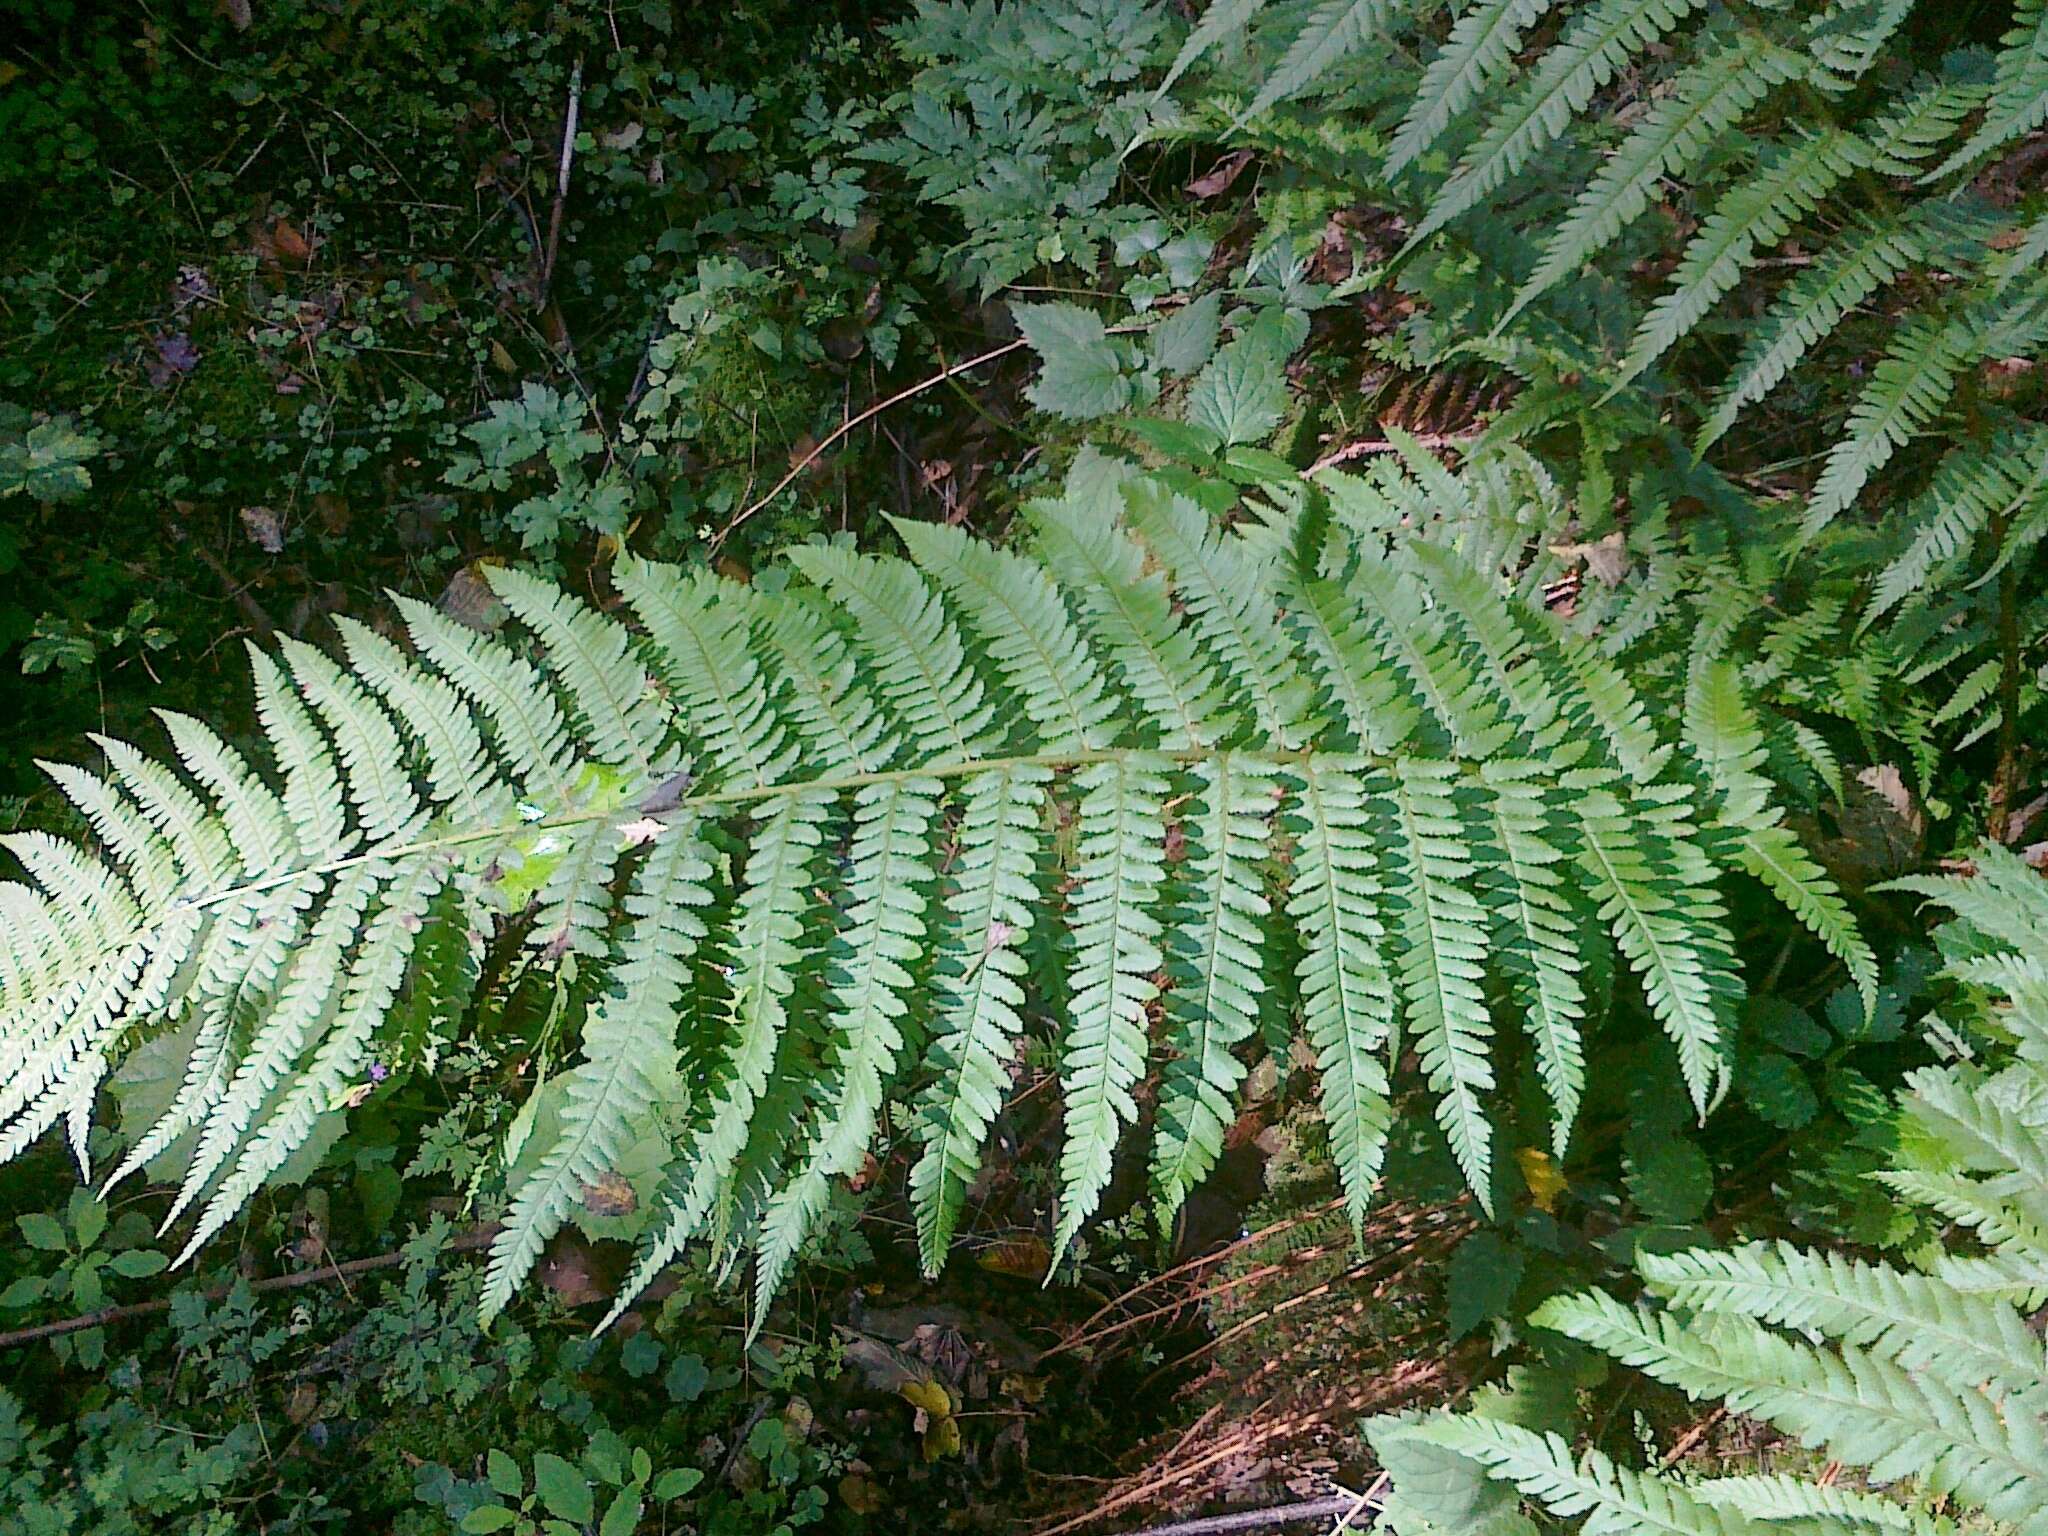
[[1376, 847, 2048, 1536], [0, 471, 1865, 1323]]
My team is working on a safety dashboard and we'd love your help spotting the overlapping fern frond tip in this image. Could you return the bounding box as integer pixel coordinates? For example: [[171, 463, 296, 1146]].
[[0, 469, 1866, 1323], [1380, 847, 2048, 1536]]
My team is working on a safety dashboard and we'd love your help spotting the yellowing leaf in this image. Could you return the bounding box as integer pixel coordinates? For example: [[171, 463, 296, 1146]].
[[1516, 1146, 1568, 1213]]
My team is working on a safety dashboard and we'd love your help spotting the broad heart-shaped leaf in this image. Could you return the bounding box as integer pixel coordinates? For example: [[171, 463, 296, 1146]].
[[0, 473, 1860, 1331], [1012, 302, 1135, 419]]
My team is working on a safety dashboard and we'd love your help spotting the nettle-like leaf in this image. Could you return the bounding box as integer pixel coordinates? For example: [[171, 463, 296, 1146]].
[[0, 468, 1860, 1325]]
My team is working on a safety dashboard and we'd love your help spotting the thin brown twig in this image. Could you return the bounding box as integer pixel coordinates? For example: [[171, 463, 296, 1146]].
[[541, 57, 584, 293], [1069, 1198, 1349, 1337], [709, 337, 1030, 552], [0, 1225, 499, 1352], [1103, 1493, 1374, 1536], [1659, 1405, 1728, 1469], [1307, 428, 1482, 475]]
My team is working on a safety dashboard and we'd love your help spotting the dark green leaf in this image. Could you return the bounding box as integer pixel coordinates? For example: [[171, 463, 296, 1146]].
[[532, 1452, 592, 1524]]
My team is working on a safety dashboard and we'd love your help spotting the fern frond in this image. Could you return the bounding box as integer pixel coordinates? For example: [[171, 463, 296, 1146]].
[[1615, 129, 1867, 390], [1278, 557, 1424, 755], [160, 865, 382, 1238], [1638, 1240, 2048, 1401], [1241, 0, 1405, 123], [393, 597, 582, 803], [1386, 0, 1557, 177], [1811, 276, 2048, 532], [1535, 1291, 2048, 1527], [1927, 0, 2048, 181], [182, 854, 451, 1263], [1158, 0, 1270, 100], [1346, 556, 1515, 760], [607, 788, 834, 1318], [1413, 0, 1709, 245], [1509, 32, 1804, 324], [1803, 0, 1914, 91], [489, 568, 670, 782], [0, 507, 1853, 1320], [1804, 307, 1972, 533], [894, 515, 1120, 752], [1696, 216, 1924, 451], [1871, 429, 2048, 616], [745, 585, 897, 774], [1694, 1474, 1954, 1534], [1407, 1415, 1752, 1535]]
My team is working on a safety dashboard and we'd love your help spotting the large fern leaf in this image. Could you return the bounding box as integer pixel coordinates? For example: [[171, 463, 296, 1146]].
[[0, 479, 1860, 1323]]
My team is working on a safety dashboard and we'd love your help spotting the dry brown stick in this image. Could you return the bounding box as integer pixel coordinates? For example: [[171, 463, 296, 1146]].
[[1307, 428, 1481, 475], [541, 57, 584, 292], [1039, 1259, 1302, 1363], [1107, 1494, 1371, 1536], [0, 1225, 499, 1352], [1659, 1405, 1728, 1469], [707, 306, 1185, 553]]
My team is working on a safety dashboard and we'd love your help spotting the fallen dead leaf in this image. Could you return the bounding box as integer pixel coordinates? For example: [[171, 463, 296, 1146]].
[[838, 1472, 886, 1515], [1515, 1147, 1568, 1214], [1549, 530, 1629, 586], [581, 1170, 637, 1218], [239, 504, 285, 553], [439, 563, 509, 631], [1186, 150, 1254, 199], [975, 1235, 1050, 1280]]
